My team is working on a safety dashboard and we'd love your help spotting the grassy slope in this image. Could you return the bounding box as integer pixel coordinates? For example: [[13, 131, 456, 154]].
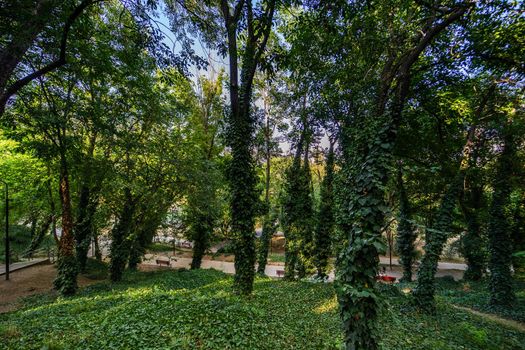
[[0, 269, 524, 350]]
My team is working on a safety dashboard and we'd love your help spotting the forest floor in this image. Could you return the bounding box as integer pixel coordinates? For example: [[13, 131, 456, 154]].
[[1, 268, 524, 350], [0, 262, 98, 313]]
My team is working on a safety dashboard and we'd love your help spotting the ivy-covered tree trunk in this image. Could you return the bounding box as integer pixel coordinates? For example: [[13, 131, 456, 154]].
[[510, 193, 525, 278], [257, 100, 274, 276], [282, 131, 304, 280], [314, 143, 335, 279], [395, 166, 416, 282], [220, 0, 275, 295], [54, 154, 79, 296], [128, 209, 164, 270], [335, 6, 468, 345], [414, 83, 494, 312], [190, 213, 212, 269], [413, 174, 463, 311], [414, 128, 479, 311], [335, 66, 409, 350], [297, 144, 315, 279], [75, 183, 92, 271], [75, 182, 101, 272], [257, 215, 276, 275], [229, 100, 258, 293], [74, 136, 102, 272], [109, 188, 135, 282], [336, 115, 397, 349], [460, 179, 486, 281], [488, 131, 515, 305], [26, 215, 53, 256]]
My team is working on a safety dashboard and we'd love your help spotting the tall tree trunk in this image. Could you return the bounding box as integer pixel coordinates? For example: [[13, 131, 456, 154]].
[[74, 134, 101, 272], [190, 213, 211, 269], [297, 139, 314, 279], [26, 215, 53, 256], [460, 179, 486, 281], [336, 5, 470, 343], [314, 143, 335, 279], [413, 173, 463, 311], [283, 130, 304, 280], [93, 232, 102, 261], [129, 207, 165, 270], [109, 187, 135, 282], [395, 165, 416, 282], [54, 152, 78, 295], [257, 88, 273, 275], [220, 0, 275, 295], [488, 130, 515, 305], [510, 193, 525, 278]]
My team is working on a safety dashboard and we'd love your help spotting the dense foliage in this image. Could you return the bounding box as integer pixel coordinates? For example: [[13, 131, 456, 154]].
[[1, 1, 524, 349]]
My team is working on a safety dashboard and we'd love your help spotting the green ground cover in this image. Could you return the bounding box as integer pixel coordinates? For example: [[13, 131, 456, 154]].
[[436, 277, 525, 323], [0, 269, 524, 350]]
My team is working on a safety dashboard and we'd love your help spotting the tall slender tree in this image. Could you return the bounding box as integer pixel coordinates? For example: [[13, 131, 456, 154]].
[[219, 0, 276, 294], [395, 165, 416, 282], [314, 142, 335, 279], [488, 126, 516, 305]]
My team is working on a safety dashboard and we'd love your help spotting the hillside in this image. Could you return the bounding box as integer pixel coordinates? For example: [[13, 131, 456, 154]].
[[1, 268, 524, 350]]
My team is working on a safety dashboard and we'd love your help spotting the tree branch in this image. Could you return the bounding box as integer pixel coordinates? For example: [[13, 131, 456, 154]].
[[0, 0, 103, 114]]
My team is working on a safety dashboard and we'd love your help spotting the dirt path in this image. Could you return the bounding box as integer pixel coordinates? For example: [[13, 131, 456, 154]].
[[0, 262, 97, 314], [452, 305, 525, 333]]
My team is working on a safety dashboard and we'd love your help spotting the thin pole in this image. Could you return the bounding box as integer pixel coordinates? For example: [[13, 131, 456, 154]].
[[4, 181, 9, 281]]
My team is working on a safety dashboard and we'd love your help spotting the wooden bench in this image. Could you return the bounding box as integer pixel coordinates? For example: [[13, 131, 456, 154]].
[[156, 259, 171, 267], [276, 270, 285, 277]]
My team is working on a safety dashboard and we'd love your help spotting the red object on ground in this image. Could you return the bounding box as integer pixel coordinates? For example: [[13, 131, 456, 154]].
[[376, 275, 397, 282]]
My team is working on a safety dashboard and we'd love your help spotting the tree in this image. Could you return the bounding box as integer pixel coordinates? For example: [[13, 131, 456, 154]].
[[487, 118, 522, 305], [184, 73, 226, 270], [395, 165, 416, 282], [256, 76, 280, 275], [219, 0, 276, 294], [314, 142, 335, 279], [414, 82, 495, 312]]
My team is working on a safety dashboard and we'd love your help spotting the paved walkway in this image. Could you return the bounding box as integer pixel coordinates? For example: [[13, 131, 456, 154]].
[[143, 255, 289, 278], [379, 256, 466, 271], [0, 258, 49, 276], [142, 254, 465, 281]]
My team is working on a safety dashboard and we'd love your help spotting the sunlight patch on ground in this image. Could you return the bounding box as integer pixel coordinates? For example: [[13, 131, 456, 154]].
[[313, 297, 337, 314]]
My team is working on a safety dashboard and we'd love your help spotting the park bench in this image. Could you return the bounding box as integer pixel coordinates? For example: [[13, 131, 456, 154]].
[[156, 258, 171, 267], [276, 270, 285, 277]]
